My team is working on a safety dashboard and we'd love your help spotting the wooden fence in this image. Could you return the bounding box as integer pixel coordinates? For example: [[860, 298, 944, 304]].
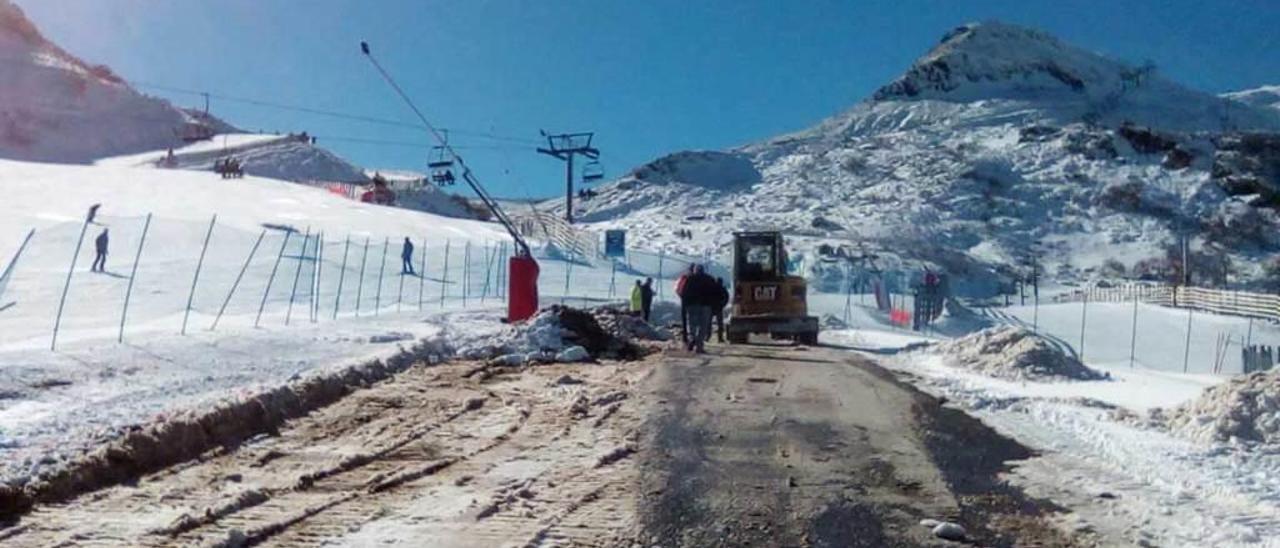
[[1053, 283, 1280, 321]]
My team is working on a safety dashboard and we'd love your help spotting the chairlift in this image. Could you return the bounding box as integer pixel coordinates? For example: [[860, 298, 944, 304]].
[[432, 169, 456, 186], [180, 122, 214, 143], [582, 160, 604, 182]]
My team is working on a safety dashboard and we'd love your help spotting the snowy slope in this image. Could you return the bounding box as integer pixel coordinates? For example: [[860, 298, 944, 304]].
[[0, 0, 206, 163], [365, 169, 478, 219], [1223, 85, 1280, 112], [1, 3, 370, 184], [556, 21, 1280, 293]]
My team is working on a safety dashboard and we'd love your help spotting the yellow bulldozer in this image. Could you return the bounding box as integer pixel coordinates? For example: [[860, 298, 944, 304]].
[[726, 231, 819, 345]]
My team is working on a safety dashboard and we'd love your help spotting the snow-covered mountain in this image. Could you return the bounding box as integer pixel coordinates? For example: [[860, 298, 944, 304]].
[[556, 21, 1280, 292], [0, 0, 366, 183], [1224, 85, 1280, 113]]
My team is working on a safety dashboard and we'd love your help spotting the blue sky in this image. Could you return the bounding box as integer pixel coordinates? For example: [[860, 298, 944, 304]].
[[16, 0, 1280, 199]]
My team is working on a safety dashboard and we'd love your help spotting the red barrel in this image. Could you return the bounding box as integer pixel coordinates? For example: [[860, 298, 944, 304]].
[[508, 255, 540, 322]]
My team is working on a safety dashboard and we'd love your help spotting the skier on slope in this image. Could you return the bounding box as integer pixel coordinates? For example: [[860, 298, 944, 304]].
[[91, 228, 109, 272], [401, 237, 415, 275]]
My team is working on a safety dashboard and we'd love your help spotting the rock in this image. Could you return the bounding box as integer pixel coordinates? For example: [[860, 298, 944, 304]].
[[932, 521, 966, 541], [553, 374, 583, 385], [556, 346, 590, 363], [919, 518, 942, 528]]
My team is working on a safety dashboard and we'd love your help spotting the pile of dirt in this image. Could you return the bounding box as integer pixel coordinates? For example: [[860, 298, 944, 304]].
[[1151, 369, 1280, 446], [459, 305, 663, 365], [934, 326, 1108, 381]]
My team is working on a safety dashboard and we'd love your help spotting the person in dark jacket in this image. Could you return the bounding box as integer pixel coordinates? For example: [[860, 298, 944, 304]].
[[682, 265, 720, 353], [401, 237, 415, 275], [91, 228, 108, 272], [640, 277, 655, 322], [713, 277, 730, 343]]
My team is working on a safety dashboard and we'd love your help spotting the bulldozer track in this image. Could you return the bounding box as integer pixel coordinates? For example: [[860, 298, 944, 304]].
[[5, 359, 652, 547]]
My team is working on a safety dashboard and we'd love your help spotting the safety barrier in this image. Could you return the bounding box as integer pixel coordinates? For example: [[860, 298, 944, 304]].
[[1052, 283, 1280, 321]]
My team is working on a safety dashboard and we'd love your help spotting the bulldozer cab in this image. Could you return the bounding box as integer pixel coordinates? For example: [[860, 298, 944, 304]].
[[728, 231, 818, 344]]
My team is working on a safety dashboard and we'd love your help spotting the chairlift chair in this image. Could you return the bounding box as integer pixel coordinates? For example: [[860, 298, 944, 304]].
[[427, 145, 456, 186], [582, 160, 604, 182]]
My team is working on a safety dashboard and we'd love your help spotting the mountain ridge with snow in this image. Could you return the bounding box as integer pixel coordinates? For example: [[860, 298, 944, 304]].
[[555, 20, 1280, 292]]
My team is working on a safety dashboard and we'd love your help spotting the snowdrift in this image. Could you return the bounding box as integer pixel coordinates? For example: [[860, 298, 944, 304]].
[[1155, 369, 1280, 446], [934, 326, 1107, 381]]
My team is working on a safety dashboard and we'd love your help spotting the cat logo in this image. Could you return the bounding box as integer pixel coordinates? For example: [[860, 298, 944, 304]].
[[753, 285, 778, 301]]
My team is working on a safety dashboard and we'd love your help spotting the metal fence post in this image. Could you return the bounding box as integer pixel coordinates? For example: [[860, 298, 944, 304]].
[[562, 249, 574, 305], [355, 237, 370, 316], [1129, 290, 1139, 368], [1078, 291, 1088, 362], [374, 237, 388, 316], [1183, 307, 1193, 373], [440, 239, 451, 308], [117, 214, 152, 342], [312, 232, 323, 323], [463, 240, 471, 308], [51, 220, 91, 351], [657, 250, 665, 301], [181, 214, 218, 335], [396, 238, 406, 314], [417, 236, 427, 311], [481, 242, 495, 303], [211, 228, 264, 331], [256, 231, 292, 327], [333, 235, 350, 320], [608, 259, 617, 299], [285, 228, 311, 325]]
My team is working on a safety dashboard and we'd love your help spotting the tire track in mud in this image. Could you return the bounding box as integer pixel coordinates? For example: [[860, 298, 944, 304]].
[[3, 359, 655, 547]]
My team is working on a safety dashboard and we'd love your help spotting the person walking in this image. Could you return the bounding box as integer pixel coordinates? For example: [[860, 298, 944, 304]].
[[630, 280, 644, 316], [713, 277, 730, 343], [401, 237, 415, 275], [640, 277, 655, 322], [683, 265, 719, 353], [675, 265, 694, 343], [91, 228, 109, 272]]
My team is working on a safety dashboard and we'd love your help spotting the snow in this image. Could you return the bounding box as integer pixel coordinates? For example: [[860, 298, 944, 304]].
[[934, 325, 1106, 381], [1157, 369, 1280, 446], [548, 20, 1280, 294], [1223, 85, 1280, 112]]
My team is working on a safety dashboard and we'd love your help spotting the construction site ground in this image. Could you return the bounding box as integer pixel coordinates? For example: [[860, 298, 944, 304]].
[[0, 341, 1083, 547]]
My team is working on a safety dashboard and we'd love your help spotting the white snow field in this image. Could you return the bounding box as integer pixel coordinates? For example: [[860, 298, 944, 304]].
[[0, 156, 732, 486], [826, 300, 1280, 547]]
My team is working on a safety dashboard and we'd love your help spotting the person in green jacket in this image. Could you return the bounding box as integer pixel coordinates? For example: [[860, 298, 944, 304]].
[[630, 280, 644, 316]]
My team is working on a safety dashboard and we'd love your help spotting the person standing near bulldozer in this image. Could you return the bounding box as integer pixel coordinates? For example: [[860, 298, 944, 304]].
[[630, 280, 644, 316], [675, 265, 694, 342]]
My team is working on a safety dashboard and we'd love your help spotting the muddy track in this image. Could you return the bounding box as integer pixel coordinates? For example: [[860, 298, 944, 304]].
[[2, 358, 655, 547]]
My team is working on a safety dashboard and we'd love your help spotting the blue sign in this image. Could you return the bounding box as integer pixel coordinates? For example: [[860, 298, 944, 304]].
[[604, 230, 626, 257]]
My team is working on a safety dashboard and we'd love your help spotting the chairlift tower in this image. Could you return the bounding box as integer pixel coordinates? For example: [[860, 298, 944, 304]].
[[537, 131, 599, 223]]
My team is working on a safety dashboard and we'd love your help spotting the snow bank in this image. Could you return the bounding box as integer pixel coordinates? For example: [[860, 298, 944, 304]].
[[935, 326, 1108, 381], [454, 305, 664, 364], [1154, 369, 1280, 446]]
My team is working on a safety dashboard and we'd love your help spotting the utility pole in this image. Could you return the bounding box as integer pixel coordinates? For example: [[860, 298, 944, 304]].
[[537, 131, 599, 224]]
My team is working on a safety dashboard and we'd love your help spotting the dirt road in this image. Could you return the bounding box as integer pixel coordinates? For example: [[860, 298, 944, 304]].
[[1, 343, 1079, 547]]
